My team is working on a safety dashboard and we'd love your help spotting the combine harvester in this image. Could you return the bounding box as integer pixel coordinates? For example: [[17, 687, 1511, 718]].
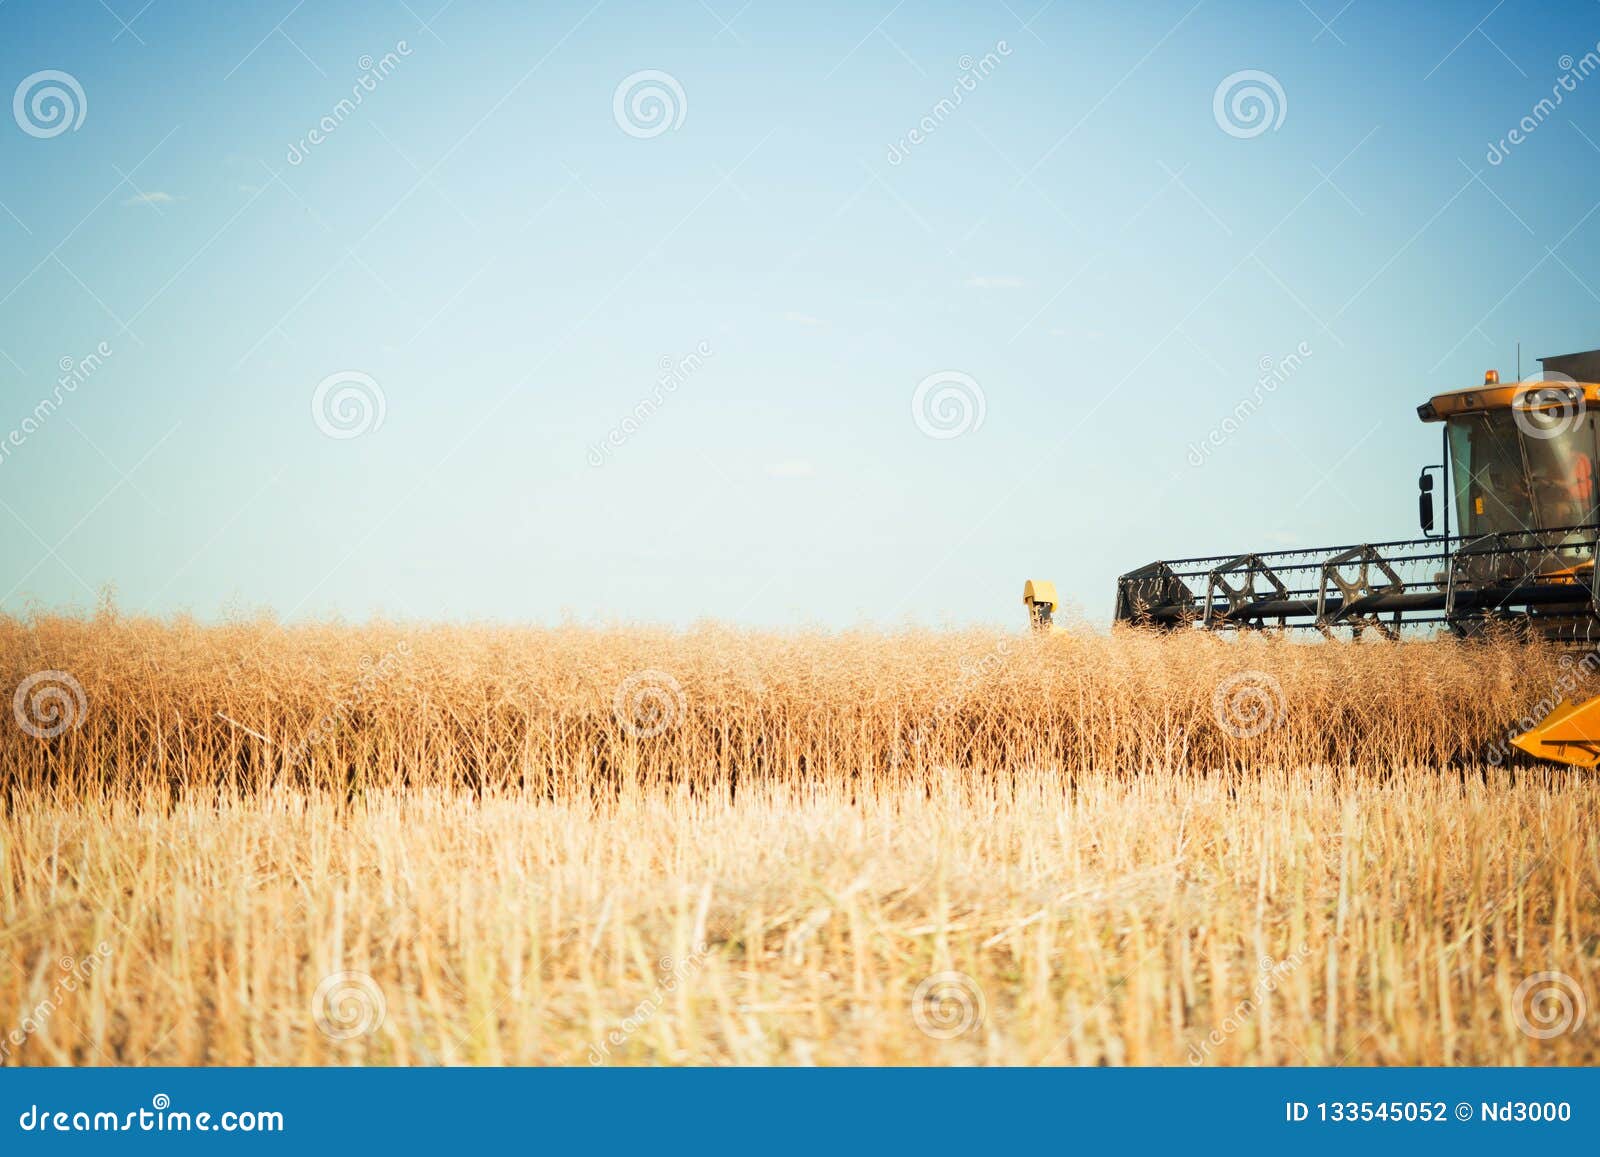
[[1025, 346, 1600, 768]]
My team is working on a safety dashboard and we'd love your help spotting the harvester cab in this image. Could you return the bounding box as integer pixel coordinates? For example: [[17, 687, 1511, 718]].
[[1024, 346, 1600, 768]]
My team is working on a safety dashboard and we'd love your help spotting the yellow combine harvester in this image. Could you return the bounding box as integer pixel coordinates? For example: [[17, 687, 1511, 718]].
[[1027, 346, 1600, 768]]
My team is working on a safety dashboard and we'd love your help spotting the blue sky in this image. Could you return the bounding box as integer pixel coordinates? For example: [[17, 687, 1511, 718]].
[[2, 0, 1599, 628]]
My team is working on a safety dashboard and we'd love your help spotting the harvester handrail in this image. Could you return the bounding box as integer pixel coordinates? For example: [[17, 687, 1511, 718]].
[[1128, 521, 1600, 575]]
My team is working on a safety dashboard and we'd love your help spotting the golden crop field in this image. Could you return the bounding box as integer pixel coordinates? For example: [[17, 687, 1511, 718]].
[[2, 611, 1598, 1065]]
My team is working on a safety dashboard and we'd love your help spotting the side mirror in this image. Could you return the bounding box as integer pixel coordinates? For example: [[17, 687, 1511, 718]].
[[1418, 471, 1435, 533]]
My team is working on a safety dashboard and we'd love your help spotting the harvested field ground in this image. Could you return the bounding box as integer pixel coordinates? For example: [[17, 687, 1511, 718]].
[[3, 614, 1598, 1065]]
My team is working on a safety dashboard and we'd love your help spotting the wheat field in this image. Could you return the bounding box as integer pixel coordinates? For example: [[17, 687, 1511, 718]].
[[3, 611, 1599, 1065]]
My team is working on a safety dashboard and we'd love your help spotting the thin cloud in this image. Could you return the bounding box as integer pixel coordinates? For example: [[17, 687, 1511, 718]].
[[782, 311, 824, 326], [123, 191, 178, 206], [766, 460, 816, 479], [964, 275, 1026, 289]]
